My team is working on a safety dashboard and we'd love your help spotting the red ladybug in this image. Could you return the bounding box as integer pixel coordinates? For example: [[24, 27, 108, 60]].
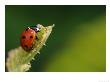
[[20, 25, 40, 51]]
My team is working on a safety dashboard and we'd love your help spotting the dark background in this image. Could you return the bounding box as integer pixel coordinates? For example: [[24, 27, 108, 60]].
[[5, 5, 106, 72]]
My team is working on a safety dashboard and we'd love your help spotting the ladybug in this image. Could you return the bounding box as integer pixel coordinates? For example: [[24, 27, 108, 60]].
[[20, 25, 41, 51]]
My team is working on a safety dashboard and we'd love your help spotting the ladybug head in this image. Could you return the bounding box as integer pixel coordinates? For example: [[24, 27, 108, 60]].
[[31, 24, 42, 32]]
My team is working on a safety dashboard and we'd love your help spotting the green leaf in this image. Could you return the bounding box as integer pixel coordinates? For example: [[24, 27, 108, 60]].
[[6, 24, 54, 72]]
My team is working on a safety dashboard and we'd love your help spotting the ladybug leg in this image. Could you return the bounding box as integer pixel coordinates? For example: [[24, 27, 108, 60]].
[[36, 36, 39, 40]]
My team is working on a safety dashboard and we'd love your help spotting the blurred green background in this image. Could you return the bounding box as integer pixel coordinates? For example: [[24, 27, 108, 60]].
[[5, 5, 106, 72]]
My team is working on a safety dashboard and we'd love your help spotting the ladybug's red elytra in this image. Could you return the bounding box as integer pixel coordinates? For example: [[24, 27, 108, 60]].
[[20, 25, 41, 51]]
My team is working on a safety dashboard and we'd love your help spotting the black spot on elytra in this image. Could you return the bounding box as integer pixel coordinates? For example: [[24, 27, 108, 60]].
[[24, 45, 28, 48], [22, 36, 26, 39], [30, 35, 33, 39]]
